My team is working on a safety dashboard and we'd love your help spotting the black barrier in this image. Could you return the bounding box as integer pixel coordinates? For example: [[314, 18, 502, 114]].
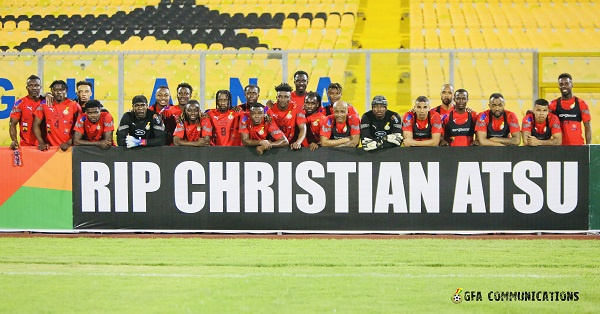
[[72, 146, 589, 231]]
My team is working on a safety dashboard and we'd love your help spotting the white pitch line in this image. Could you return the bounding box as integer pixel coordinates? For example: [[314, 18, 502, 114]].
[[0, 271, 586, 279]]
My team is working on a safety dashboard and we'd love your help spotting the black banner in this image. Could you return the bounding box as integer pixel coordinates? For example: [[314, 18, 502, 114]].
[[73, 146, 589, 231]]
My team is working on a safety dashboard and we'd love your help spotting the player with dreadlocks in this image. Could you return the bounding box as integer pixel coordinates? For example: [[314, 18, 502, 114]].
[[204, 89, 242, 146], [301, 91, 325, 151], [173, 100, 211, 147]]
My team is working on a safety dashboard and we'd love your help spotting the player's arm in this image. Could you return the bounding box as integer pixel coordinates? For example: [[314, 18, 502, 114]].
[[72, 131, 104, 149], [116, 114, 131, 146], [146, 116, 167, 146], [521, 130, 530, 146], [320, 135, 350, 147], [476, 131, 502, 146], [173, 136, 194, 146], [270, 136, 289, 148], [524, 131, 562, 146], [291, 122, 306, 150], [336, 134, 360, 147], [489, 132, 521, 146], [407, 132, 441, 147], [33, 115, 48, 151], [9, 117, 19, 149], [584, 121, 592, 144], [241, 132, 265, 147]]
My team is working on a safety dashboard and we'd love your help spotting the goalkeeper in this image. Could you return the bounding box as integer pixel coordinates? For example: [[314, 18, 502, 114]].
[[116, 95, 167, 148], [360, 95, 403, 151]]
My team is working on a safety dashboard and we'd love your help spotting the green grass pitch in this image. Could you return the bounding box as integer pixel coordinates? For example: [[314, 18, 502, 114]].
[[0, 237, 598, 313]]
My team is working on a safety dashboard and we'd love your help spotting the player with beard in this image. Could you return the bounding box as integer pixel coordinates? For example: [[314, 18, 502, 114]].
[[173, 100, 211, 147], [320, 101, 360, 147], [402, 96, 443, 147], [161, 82, 193, 145], [360, 95, 403, 151], [266, 83, 307, 150], [205, 90, 242, 146], [73, 100, 114, 149], [150, 85, 171, 114], [476, 93, 521, 146], [431, 83, 454, 121], [522, 99, 562, 146], [440, 89, 478, 146], [33, 80, 82, 151], [116, 95, 166, 148], [240, 102, 288, 154], [290, 71, 309, 106], [549, 73, 592, 145], [301, 91, 325, 151], [9, 75, 43, 148]]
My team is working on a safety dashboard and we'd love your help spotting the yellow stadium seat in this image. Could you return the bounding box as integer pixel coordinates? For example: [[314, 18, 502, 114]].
[[311, 18, 325, 29], [193, 43, 207, 50], [72, 44, 86, 51], [17, 20, 30, 31], [282, 18, 296, 29], [221, 47, 237, 59], [208, 43, 224, 50], [340, 13, 354, 30], [296, 18, 311, 30], [326, 14, 340, 29], [3, 21, 17, 31]]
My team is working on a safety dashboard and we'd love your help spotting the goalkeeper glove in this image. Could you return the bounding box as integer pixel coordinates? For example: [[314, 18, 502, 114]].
[[126, 135, 146, 148], [384, 133, 403, 146], [362, 137, 379, 151]]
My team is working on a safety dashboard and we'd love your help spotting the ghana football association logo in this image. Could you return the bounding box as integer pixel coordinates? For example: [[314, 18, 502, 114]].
[[452, 288, 463, 304]]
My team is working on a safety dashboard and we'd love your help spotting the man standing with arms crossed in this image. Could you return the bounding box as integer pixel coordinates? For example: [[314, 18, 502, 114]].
[[549, 73, 592, 145]]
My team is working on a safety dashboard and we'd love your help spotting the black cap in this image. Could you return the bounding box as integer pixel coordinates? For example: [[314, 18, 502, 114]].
[[371, 95, 387, 106], [132, 95, 148, 105]]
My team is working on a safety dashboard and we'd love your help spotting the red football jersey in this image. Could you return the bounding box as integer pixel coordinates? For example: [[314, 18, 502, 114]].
[[402, 111, 443, 140], [320, 114, 361, 139], [173, 120, 204, 142], [475, 110, 521, 135], [521, 113, 561, 136], [34, 99, 82, 146], [549, 97, 592, 145], [10, 95, 42, 146], [239, 113, 286, 141], [266, 101, 306, 141], [290, 91, 306, 107], [302, 111, 325, 147], [74, 112, 115, 142], [205, 109, 242, 146], [441, 110, 478, 146], [431, 104, 454, 121]]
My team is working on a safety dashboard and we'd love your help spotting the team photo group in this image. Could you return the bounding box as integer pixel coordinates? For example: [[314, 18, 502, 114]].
[[8, 71, 592, 155]]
